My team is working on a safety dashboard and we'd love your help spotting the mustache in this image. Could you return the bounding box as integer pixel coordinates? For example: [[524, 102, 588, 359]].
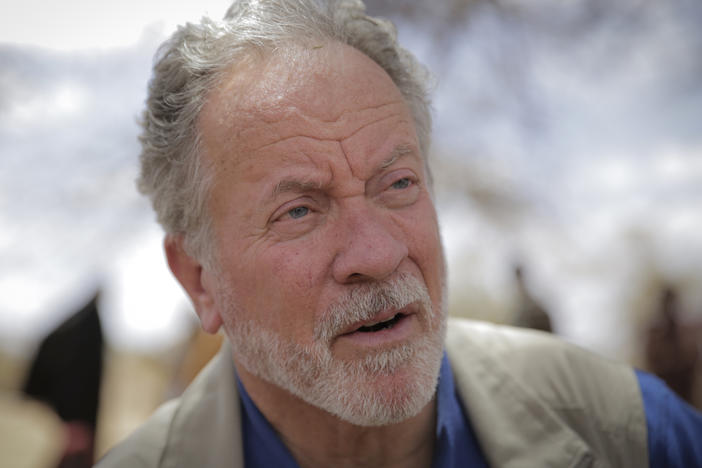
[[314, 273, 432, 342]]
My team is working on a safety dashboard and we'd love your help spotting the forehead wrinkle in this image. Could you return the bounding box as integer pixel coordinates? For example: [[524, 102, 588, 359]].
[[248, 102, 405, 154], [336, 113, 413, 181], [319, 101, 402, 126], [336, 106, 407, 142]]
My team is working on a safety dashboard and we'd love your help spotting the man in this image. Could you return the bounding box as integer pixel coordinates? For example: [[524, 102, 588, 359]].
[[98, 0, 702, 466]]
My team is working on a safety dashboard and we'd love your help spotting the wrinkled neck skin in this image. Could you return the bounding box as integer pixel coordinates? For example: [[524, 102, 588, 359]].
[[236, 361, 437, 468]]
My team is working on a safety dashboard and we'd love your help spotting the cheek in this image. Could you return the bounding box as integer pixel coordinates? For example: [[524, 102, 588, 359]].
[[269, 247, 318, 291], [397, 200, 444, 288], [239, 241, 329, 329]]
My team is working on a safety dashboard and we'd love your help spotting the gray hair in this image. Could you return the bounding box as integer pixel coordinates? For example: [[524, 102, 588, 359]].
[[138, 0, 433, 264]]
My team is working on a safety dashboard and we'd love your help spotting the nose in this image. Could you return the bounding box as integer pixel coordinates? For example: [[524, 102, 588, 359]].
[[331, 203, 408, 284]]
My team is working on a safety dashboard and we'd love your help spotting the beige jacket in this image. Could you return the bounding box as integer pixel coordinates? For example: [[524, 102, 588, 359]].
[[96, 318, 648, 467]]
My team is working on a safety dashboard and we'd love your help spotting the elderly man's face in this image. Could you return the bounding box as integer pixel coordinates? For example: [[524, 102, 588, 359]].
[[195, 42, 446, 425]]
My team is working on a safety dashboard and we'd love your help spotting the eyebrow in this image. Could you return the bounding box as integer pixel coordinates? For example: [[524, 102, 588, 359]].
[[272, 178, 324, 199], [380, 144, 415, 169]]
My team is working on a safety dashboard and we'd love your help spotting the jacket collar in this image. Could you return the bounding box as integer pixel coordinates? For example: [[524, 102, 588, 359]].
[[160, 342, 244, 468], [446, 319, 594, 468]]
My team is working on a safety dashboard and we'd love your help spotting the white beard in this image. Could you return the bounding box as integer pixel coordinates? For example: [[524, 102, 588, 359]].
[[220, 272, 447, 427]]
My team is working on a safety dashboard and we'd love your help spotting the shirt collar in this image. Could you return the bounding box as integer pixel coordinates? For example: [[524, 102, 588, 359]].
[[433, 353, 488, 468], [237, 375, 299, 468]]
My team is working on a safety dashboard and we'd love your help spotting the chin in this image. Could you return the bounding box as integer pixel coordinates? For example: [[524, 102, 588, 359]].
[[329, 360, 441, 427], [314, 337, 445, 427]]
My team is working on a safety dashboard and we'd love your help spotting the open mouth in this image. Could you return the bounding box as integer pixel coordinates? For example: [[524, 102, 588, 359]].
[[355, 313, 404, 333]]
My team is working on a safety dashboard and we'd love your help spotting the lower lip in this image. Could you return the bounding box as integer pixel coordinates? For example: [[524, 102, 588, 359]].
[[337, 313, 416, 348]]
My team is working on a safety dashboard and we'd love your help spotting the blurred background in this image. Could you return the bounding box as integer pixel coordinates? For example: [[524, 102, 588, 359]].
[[1, 0, 701, 466]]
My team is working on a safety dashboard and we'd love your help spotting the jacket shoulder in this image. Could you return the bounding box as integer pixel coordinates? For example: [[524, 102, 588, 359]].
[[446, 317, 648, 467], [447, 317, 639, 399], [94, 343, 245, 468], [95, 399, 178, 468]]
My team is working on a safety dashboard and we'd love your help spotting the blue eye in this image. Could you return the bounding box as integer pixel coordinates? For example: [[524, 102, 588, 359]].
[[288, 206, 309, 219], [392, 178, 411, 189]]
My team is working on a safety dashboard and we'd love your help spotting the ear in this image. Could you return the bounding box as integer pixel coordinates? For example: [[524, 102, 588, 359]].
[[164, 234, 223, 334]]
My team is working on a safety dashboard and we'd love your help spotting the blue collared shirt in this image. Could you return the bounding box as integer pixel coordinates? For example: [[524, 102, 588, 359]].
[[636, 369, 702, 466], [237, 355, 702, 467], [431, 354, 488, 467]]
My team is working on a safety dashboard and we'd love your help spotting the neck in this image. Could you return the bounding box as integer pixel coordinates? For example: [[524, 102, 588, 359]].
[[235, 362, 437, 468]]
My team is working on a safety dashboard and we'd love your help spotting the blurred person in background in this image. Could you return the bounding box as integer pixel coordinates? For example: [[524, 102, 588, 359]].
[[23, 291, 103, 468], [97, 0, 702, 466], [646, 286, 700, 405], [511, 263, 553, 333]]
